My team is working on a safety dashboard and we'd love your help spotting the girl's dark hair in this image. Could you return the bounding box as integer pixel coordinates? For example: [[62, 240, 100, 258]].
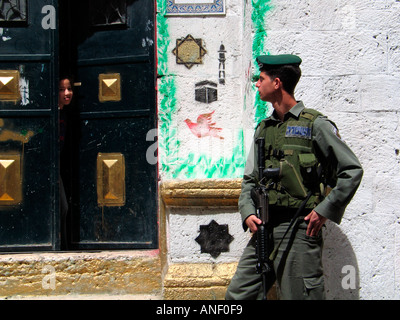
[[59, 75, 75, 89], [260, 64, 301, 95]]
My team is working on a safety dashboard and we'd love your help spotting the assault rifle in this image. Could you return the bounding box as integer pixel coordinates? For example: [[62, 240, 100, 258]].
[[251, 137, 280, 300]]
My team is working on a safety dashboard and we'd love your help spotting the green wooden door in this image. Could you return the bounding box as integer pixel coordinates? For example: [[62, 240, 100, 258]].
[[0, 0, 59, 251], [63, 0, 157, 250]]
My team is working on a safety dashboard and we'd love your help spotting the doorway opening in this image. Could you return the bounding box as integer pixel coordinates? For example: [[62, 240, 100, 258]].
[[57, 0, 158, 251]]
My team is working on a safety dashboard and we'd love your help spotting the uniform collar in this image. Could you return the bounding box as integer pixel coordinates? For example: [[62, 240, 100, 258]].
[[269, 101, 305, 121], [288, 101, 305, 118]]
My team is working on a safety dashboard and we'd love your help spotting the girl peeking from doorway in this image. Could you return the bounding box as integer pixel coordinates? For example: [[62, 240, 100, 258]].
[[59, 76, 74, 250]]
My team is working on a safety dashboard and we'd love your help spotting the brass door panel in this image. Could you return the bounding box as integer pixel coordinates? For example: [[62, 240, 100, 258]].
[[98, 73, 121, 102], [0, 70, 20, 102], [97, 153, 125, 207], [0, 154, 21, 206]]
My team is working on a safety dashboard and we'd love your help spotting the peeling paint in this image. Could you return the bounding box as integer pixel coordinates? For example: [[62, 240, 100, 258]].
[[0, 28, 12, 42], [19, 77, 29, 106], [145, 20, 153, 32], [0, 119, 34, 143], [142, 37, 154, 47]]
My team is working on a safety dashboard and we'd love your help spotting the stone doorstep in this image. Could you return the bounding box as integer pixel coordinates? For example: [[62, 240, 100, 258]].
[[163, 262, 238, 300], [0, 250, 162, 298], [163, 262, 277, 300]]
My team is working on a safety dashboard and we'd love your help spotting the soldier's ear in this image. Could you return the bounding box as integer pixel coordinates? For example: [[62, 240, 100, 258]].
[[273, 77, 282, 90]]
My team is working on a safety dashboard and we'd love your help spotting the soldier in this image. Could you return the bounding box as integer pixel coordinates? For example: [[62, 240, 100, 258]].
[[225, 54, 363, 300]]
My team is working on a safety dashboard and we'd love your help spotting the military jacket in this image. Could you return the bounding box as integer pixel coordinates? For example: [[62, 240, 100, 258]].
[[239, 101, 363, 229]]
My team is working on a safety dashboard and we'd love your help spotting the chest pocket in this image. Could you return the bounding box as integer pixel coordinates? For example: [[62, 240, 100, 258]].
[[299, 153, 319, 187], [279, 155, 318, 199], [270, 148, 319, 200]]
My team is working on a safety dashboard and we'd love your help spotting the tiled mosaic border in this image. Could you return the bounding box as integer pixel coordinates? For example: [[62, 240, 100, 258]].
[[166, 0, 225, 16]]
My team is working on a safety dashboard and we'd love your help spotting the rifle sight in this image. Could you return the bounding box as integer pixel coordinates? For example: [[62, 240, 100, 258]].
[[263, 167, 280, 180]]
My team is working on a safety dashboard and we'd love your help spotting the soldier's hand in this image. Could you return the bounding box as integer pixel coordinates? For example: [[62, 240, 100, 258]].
[[304, 210, 327, 237], [245, 215, 262, 233]]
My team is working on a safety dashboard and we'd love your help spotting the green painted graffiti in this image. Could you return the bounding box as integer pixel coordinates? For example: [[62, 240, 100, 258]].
[[171, 130, 246, 179], [252, 0, 272, 125], [157, 0, 179, 178], [157, 0, 272, 179]]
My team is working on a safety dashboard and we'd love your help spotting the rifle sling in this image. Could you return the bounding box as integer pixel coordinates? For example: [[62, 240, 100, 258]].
[[268, 191, 312, 261], [269, 165, 324, 261]]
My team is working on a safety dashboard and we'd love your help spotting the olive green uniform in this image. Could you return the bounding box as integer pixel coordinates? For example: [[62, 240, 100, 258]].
[[226, 101, 363, 300]]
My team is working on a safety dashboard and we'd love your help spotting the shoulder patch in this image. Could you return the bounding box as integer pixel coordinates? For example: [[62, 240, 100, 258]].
[[331, 124, 342, 140], [300, 112, 314, 120], [301, 108, 323, 121]]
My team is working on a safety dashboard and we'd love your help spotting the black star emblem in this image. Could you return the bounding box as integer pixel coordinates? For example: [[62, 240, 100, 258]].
[[195, 220, 234, 259]]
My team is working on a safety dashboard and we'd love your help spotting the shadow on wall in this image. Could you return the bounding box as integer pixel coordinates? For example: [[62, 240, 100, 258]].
[[323, 221, 360, 300]]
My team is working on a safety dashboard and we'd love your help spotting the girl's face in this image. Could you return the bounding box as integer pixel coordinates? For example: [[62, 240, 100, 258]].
[[59, 79, 73, 109]]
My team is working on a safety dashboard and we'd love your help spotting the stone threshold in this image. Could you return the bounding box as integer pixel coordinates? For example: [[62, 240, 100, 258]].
[[0, 250, 162, 298]]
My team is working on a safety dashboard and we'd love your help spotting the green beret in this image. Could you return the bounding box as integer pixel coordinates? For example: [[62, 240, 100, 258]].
[[256, 54, 302, 68]]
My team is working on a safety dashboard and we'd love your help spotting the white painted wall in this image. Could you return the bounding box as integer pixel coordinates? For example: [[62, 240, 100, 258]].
[[159, 0, 400, 299]]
